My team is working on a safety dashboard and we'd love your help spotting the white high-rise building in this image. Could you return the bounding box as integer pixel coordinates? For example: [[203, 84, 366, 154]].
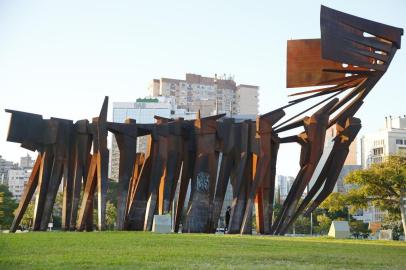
[[276, 175, 295, 201], [148, 73, 259, 117], [7, 168, 31, 200], [361, 116, 406, 168], [109, 96, 196, 180], [20, 154, 35, 169], [357, 116, 406, 223], [0, 155, 18, 185]]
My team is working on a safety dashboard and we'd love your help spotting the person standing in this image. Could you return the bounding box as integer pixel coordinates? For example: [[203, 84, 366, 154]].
[[225, 206, 231, 233]]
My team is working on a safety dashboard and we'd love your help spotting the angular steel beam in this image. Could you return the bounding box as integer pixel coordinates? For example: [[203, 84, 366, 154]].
[[240, 109, 285, 234], [9, 154, 42, 232], [184, 113, 225, 233], [143, 121, 169, 231], [107, 119, 138, 230], [158, 118, 184, 215], [228, 120, 252, 234], [91, 97, 109, 231], [173, 121, 196, 232], [274, 99, 338, 235], [68, 120, 92, 230], [304, 118, 361, 215]]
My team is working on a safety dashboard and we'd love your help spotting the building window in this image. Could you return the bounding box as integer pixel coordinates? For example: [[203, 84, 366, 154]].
[[396, 139, 403, 145], [372, 147, 383, 155]]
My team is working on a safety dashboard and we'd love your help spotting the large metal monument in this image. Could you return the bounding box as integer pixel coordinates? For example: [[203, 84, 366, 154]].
[[7, 6, 403, 234]]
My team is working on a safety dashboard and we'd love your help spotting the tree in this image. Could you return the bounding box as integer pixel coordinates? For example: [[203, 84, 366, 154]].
[[344, 155, 406, 240], [319, 192, 350, 220], [0, 184, 18, 229], [20, 202, 34, 230], [288, 215, 310, 234], [314, 214, 331, 235], [107, 179, 118, 208], [382, 212, 404, 240], [349, 220, 370, 239], [106, 201, 117, 230]]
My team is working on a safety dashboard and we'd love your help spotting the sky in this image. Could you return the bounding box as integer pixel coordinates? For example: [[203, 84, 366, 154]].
[[0, 0, 405, 176]]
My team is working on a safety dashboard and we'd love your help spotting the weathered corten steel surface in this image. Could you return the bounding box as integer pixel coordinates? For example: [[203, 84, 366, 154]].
[[287, 39, 346, 88], [183, 113, 224, 233], [6, 6, 402, 235]]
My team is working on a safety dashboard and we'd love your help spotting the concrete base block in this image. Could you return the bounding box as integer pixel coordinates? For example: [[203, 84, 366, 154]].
[[152, 215, 172, 233]]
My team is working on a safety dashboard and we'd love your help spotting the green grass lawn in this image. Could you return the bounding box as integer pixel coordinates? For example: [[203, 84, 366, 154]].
[[0, 232, 405, 269]]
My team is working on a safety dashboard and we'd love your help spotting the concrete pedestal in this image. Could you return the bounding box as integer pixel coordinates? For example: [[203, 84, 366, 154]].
[[152, 215, 172, 233], [328, 221, 350, 239]]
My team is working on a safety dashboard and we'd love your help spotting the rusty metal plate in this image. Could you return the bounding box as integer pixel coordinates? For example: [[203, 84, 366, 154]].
[[287, 39, 345, 88]]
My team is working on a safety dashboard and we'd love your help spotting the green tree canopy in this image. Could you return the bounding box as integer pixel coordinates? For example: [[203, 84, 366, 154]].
[[314, 214, 331, 235], [21, 202, 34, 230], [344, 155, 406, 239], [319, 192, 349, 221], [0, 184, 18, 229]]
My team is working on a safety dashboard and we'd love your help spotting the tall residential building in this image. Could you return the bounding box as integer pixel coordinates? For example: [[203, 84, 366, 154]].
[[7, 168, 31, 200], [148, 73, 259, 117], [20, 154, 35, 169], [5, 154, 36, 199], [276, 175, 295, 201], [361, 116, 406, 168], [0, 155, 18, 185], [109, 97, 196, 180]]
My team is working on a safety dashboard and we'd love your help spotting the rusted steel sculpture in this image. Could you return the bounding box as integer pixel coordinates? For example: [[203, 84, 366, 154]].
[[107, 119, 138, 230], [271, 5, 403, 234], [143, 120, 170, 231], [184, 113, 224, 233], [76, 97, 110, 231], [6, 6, 403, 234], [173, 120, 196, 232], [227, 120, 252, 234], [68, 120, 92, 231], [302, 118, 362, 216], [240, 110, 285, 235], [210, 118, 238, 233], [273, 99, 338, 235], [158, 118, 184, 216]]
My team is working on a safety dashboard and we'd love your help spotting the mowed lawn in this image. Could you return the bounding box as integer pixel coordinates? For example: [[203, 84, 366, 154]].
[[0, 232, 405, 270]]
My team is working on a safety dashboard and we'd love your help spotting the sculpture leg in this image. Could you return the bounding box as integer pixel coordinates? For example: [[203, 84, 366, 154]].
[[241, 154, 271, 234], [210, 153, 233, 232], [96, 148, 109, 231], [127, 137, 153, 230], [174, 144, 194, 233], [228, 153, 251, 234], [76, 154, 98, 231], [39, 158, 64, 231], [62, 157, 74, 230], [159, 149, 182, 214], [144, 137, 166, 231], [185, 156, 211, 233], [10, 154, 42, 232], [32, 151, 53, 231]]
